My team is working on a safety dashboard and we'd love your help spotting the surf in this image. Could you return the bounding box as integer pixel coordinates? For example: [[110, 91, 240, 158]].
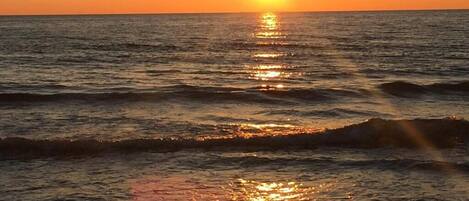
[[1, 117, 467, 158]]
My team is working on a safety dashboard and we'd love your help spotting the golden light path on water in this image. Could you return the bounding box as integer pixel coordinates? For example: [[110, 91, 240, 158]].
[[253, 53, 286, 58], [131, 176, 350, 200], [256, 31, 285, 39], [253, 64, 284, 70], [225, 13, 348, 200], [242, 11, 462, 200], [131, 13, 331, 200], [132, 12, 461, 200], [262, 12, 278, 30], [250, 13, 291, 82], [229, 179, 346, 201]]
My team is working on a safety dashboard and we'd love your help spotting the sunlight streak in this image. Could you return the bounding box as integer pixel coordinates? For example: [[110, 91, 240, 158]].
[[322, 29, 462, 175], [253, 53, 286, 58], [230, 179, 346, 201]]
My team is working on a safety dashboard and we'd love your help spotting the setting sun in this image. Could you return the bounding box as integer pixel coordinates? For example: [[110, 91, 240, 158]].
[[1, 0, 468, 15], [255, 0, 289, 11]]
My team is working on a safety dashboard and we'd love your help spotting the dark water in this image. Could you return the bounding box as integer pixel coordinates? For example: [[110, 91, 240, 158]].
[[1, 11, 469, 200]]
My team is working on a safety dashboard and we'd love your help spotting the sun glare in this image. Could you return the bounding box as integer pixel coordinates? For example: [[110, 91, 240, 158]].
[[255, 0, 289, 11]]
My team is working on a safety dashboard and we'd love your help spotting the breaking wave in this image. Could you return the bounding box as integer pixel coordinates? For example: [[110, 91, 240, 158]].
[[1, 118, 468, 158]]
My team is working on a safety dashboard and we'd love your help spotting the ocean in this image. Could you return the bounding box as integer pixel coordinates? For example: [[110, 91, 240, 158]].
[[0, 10, 468, 200]]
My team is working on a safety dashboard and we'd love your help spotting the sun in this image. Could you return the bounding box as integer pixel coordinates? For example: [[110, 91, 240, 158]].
[[255, 0, 289, 11]]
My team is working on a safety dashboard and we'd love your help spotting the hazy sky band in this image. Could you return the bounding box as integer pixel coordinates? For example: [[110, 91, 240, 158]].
[[1, 0, 469, 15]]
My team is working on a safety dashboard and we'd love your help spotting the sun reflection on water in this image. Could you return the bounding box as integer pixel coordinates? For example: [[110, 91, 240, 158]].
[[256, 31, 285, 39], [253, 65, 284, 70], [253, 53, 285, 58], [232, 123, 321, 138], [256, 13, 283, 39], [131, 176, 351, 201], [261, 12, 278, 30], [253, 71, 281, 80], [230, 179, 345, 201], [249, 13, 294, 83]]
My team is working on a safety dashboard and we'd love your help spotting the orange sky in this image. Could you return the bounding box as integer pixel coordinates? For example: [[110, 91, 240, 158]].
[[0, 0, 468, 15]]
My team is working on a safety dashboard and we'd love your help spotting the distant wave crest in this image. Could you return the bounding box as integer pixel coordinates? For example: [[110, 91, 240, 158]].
[[380, 81, 469, 97], [0, 85, 366, 104]]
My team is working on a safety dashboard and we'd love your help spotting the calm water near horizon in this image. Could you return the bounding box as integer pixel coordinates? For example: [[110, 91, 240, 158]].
[[0, 10, 468, 200]]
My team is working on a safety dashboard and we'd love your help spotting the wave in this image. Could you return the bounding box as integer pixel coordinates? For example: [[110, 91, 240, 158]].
[[258, 108, 388, 118], [430, 81, 469, 92], [1, 81, 466, 103], [0, 84, 78, 92], [0, 91, 284, 105], [360, 68, 469, 77], [202, 156, 469, 173], [217, 41, 319, 51], [1, 118, 468, 158], [140, 69, 182, 74], [75, 43, 189, 53], [379, 81, 469, 97], [0, 85, 366, 104], [379, 81, 427, 97], [343, 159, 469, 173]]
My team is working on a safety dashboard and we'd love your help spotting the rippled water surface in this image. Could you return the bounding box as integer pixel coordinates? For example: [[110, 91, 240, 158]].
[[1, 10, 469, 200]]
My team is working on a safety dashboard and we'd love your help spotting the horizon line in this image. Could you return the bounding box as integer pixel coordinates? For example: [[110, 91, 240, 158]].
[[1, 8, 468, 17]]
